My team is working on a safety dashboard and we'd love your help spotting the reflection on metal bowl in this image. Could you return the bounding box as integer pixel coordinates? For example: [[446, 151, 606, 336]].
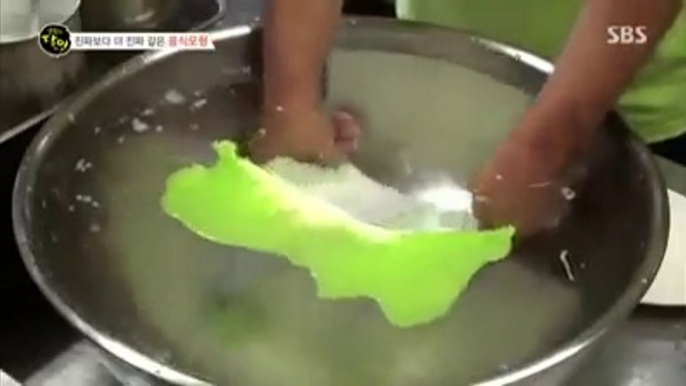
[[13, 20, 668, 386]]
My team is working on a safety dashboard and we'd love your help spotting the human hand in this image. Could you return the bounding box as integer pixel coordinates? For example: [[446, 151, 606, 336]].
[[472, 111, 589, 236], [249, 107, 360, 165]]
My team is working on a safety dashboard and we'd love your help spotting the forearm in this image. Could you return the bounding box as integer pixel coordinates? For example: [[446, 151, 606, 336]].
[[534, 0, 682, 141], [263, 0, 343, 114]]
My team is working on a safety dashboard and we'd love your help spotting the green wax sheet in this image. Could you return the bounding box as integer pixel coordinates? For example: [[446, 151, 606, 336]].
[[161, 141, 514, 327]]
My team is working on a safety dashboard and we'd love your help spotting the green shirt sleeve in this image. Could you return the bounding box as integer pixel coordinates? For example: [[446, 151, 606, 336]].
[[395, 0, 686, 142]]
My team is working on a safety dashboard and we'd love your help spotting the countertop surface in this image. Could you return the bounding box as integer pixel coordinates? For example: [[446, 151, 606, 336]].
[[659, 156, 686, 195], [1, 1, 685, 385]]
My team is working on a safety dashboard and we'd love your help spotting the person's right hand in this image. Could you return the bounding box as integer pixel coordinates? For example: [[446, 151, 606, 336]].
[[471, 107, 591, 236], [249, 108, 360, 165], [472, 128, 570, 236]]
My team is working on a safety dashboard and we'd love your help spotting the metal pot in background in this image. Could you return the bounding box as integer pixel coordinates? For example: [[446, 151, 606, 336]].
[[79, 0, 182, 31], [0, 0, 86, 135], [78, 0, 187, 79]]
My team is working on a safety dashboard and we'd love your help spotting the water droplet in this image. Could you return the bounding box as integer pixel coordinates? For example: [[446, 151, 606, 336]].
[[141, 108, 155, 117], [132, 118, 150, 133], [192, 98, 208, 109], [495, 174, 503, 181], [89, 223, 101, 233], [155, 125, 164, 133], [559, 249, 576, 282], [189, 123, 200, 131], [275, 105, 285, 113], [164, 89, 186, 104], [67, 114, 75, 123], [75, 194, 93, 204], [528, 181, 552, 188], [94, 126, 101, 134], [474, 195, 490, 203], [561, 187, 576, 200], [117, 136, 125, 144], [75, 158, 91, 172]]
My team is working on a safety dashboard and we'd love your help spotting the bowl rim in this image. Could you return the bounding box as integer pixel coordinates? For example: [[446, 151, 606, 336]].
[[12, 19, 670, 385]]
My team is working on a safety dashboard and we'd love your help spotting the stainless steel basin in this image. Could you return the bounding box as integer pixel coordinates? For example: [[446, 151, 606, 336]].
[[13, 19, 668, 385]]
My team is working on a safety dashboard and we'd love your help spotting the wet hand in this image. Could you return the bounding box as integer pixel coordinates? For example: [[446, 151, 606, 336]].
[[472, 115, 585, 236], [249, 108, 360, 165]]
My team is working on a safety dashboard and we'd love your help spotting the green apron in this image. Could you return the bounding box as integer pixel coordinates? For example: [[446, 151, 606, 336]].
[[394, 0, 686, 143]]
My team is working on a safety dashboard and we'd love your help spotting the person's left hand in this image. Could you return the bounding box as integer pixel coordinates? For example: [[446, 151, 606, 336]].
[[472, 110, 589, 236]]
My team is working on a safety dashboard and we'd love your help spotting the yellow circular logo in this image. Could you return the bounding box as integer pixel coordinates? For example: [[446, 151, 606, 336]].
[[38, 24, 72, 56]]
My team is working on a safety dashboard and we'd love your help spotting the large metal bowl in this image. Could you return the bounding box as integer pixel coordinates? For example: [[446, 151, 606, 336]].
[[13, 20, 668, 385]]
